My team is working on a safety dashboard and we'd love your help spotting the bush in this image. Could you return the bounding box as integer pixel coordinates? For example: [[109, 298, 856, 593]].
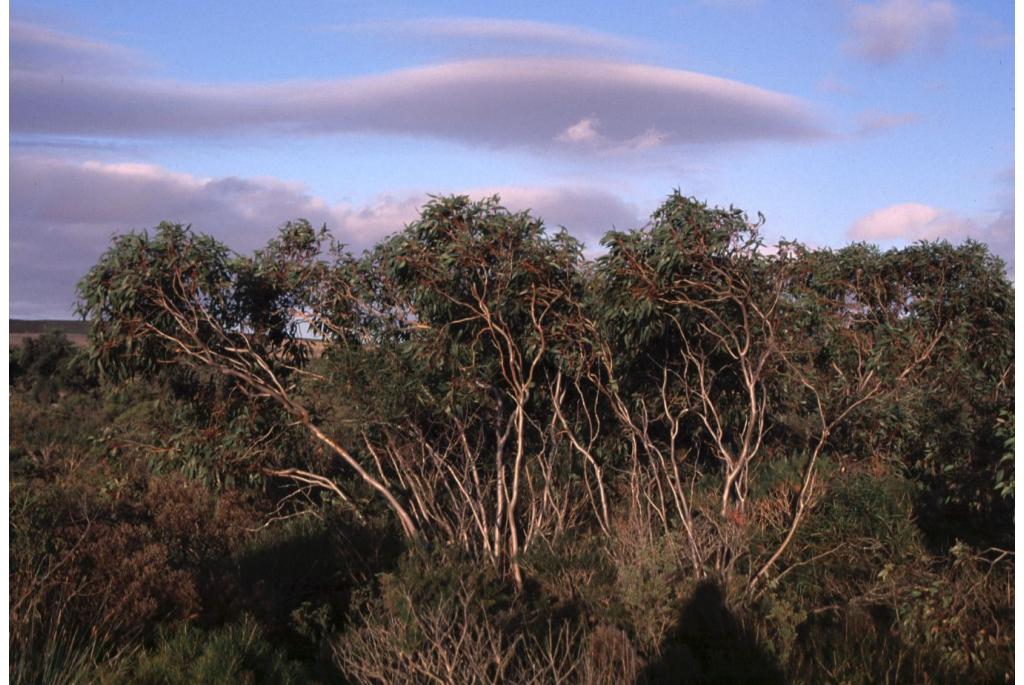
[[9, 621, 113, 685], [10, 330, 95, 400], [102, 615, 310, 684], [11, 468, 254, 651], [334, 548, 587, 684]]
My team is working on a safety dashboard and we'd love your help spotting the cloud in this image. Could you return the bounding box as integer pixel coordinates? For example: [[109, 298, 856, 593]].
[[337, 17, 640, 52], [855, 110, 920, 135], [558, 117, 603, 145], [847, 200, 1013, 273], [10, 19, 146, 75], [848, 203, 943, 239], [10, 156, 350, 317], [473, 185, 643, 248], [11, 22, 826, 152], [846, 0, 956, 64], [555, 117, 670, 154], [11, 157, 343, 246], [10, 155, 644, 317]]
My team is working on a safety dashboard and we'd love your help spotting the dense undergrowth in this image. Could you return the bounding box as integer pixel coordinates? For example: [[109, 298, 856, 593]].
[[11, 192, 1014, 683]]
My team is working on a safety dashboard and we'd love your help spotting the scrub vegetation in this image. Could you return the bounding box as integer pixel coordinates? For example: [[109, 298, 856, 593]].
[[11, 192, 1014, 683]]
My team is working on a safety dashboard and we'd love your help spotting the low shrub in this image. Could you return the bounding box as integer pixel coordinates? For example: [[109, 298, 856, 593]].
[[334, 547, 588, 684], [101, 615, 310, 684]]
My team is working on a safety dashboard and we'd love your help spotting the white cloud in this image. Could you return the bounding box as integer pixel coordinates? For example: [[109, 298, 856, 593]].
[[558, 117, 603, 145], [555, 117, 669, 154], [974, 17, 1012, 49], [846, 0, 956, 64]]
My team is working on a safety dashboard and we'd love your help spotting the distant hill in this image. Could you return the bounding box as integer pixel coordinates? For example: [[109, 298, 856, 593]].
[[10, 319, 90, 347], [10, 319, 90, 335], [9, 320, 325, 352]]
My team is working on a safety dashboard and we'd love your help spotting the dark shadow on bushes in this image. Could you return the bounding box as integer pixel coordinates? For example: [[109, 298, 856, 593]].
[[911, 481, 1014, 554], [789, 604, 922, 684], [203, 509, 405, 681], [639, 581, 783, 685]]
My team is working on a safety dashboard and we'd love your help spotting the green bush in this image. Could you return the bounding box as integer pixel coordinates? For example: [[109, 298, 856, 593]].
[[10, 330, 95, 400], [103, 615, 310, 684], [9, 621, 113, 685], [334, 547, 589, 684]]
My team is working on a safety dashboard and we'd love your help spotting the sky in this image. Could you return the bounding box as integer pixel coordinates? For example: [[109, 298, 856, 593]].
[[8, 0, 1015, 318]]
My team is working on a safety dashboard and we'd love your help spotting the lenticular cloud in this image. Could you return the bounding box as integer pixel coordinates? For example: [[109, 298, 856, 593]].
[[12, 20, 826, 152]]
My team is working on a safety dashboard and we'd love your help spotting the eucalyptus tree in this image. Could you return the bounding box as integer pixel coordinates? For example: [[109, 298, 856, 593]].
[[78, 192, 1010, 593], [79, 198, 588, 587]]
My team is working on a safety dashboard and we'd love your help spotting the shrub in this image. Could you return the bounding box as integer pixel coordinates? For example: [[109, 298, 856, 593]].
[[102, 615, 310, 684], [334, 548, 586, 684], [10, 330, 95, 400]]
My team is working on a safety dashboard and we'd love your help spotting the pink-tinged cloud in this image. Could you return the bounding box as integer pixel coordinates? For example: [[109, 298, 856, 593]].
[[10, 19, 146, 75], [471, 185, 643, 245], [10, 156, 645, 317], [338, 17, 641, 52], [848, 203, 944, 239], [848, 201, 1013, 273], [846, 0, 956, 64], [11, 22, 826, 152], [855, 110, 920, 135]]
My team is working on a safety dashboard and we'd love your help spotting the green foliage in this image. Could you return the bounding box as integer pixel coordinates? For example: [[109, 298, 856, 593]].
[[521, 534, 617, 610], [98, 369, 305, 491], [104, 615, 310, 684], [77, 221, 315, 381], [10, 330, 95, 401], [76, 224, 233, 379], [821, 241, 1014, 549], [596, 191, 762, 353], [805, 472, 917, 556], [335, 546, 595, 684], [10, 621, 112, 685], [608, 527, 693, 651]]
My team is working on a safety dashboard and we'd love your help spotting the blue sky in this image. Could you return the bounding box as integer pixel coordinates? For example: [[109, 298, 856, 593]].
[[10, 0, 1014, 317]]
